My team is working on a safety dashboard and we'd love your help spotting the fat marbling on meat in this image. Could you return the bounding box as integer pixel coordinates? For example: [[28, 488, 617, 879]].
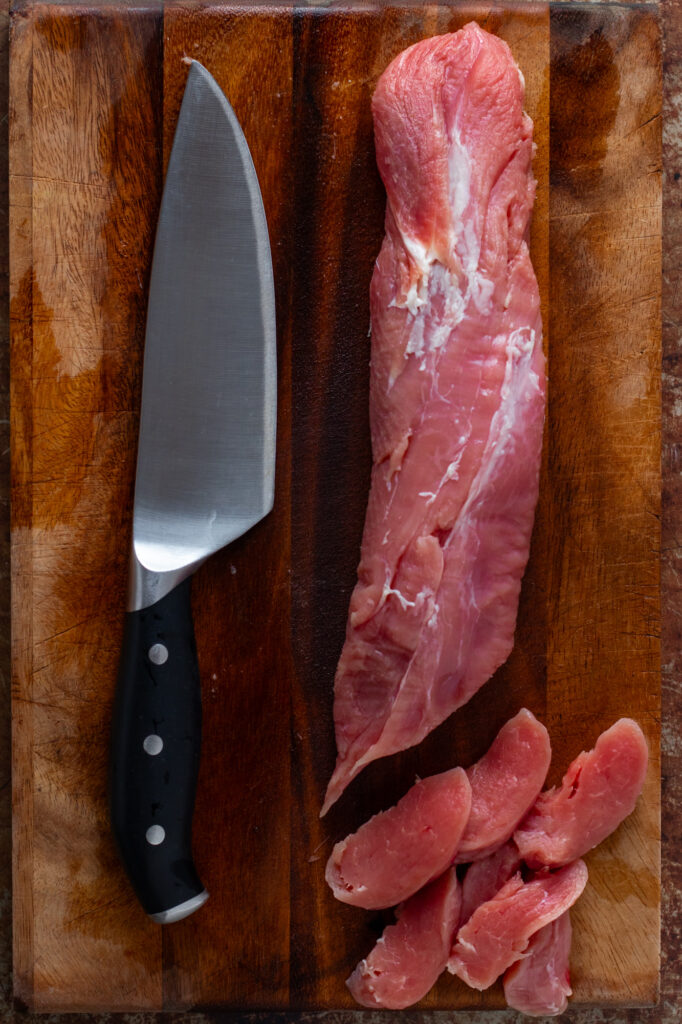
[[514, 718, 649, 868], [503, 911, 573, 1017], [459, 839, 522, 925], [346, 867, 461, 1008], [456, 708, 551, 863], [448, 860, 587, 990], [323, 22, 545, 815], [325, 765, 471, 910]]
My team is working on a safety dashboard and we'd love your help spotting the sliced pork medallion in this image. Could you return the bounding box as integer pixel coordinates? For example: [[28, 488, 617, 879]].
[[503, 911, 573, 1017], [448, 859, 587, 990], [515, 718, 649, 869], [347, 867, 461, 1008], [456, 709, 551, 863], [323, 21, 545, 815], [459, 839, 522, 925], [325, 767, 471, 909]]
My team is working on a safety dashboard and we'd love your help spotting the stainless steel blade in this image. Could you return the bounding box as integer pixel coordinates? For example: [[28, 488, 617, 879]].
[[131, 61, 276, 609]]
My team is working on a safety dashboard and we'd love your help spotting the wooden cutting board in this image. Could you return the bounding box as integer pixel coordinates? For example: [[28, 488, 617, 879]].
[[9, 0, 661, 1012]]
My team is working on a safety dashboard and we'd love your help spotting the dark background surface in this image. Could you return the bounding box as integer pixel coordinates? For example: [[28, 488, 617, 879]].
[[0, 0, 679, 1020]]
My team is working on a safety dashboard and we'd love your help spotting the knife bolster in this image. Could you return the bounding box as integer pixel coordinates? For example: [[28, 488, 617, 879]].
[[126, 549, 206, 612]]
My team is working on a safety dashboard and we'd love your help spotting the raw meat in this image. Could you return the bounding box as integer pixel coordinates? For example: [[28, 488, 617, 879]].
[[455, 709, 551, 862], [325, 767, 471, 909], [323, 21, 545, 815], [515, 718, 648, 868], [459, 839, 522, 924], [448, 859, 587, 990], [503, 911, 573, 1017], [346, 867, 461, 1008]]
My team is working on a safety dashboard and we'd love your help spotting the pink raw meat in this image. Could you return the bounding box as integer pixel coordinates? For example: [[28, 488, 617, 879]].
[[448, 859, 587, 990], [456, 708, 551, 862], [503, 911, 573, 1016], [323, 21, 545, 815], [346, 867, 461, 1008], [326, 767, 471, 909], [459, 839, 522, 924], [515, 718, 649, 868]]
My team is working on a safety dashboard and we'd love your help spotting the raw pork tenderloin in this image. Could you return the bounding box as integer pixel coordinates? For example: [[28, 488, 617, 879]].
[[324, 22, 545, 814]]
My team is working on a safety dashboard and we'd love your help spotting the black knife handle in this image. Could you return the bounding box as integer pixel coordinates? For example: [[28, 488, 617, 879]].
[[110, 577, 208, 922]]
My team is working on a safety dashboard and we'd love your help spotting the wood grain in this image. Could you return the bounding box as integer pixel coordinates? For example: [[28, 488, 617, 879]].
[[9, 3, 34, 1008], [547, 4, 661, 1004], [9, 0, 661, 1012], [10, 1, 166, 1010], [162, 3, 294, 1011]]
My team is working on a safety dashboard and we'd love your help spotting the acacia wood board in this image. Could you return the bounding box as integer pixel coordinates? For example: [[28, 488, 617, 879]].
[[9, 0, 661, 1012]]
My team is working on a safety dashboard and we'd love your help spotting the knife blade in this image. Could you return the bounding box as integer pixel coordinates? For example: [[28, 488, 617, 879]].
[[110, 61, 276, 924]]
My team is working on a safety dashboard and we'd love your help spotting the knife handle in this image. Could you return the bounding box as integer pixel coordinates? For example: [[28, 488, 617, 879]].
[[110, 576, 208, 923]]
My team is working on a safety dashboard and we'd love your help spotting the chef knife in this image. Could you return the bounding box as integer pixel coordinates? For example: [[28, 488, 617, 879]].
[[110, 61, 276, 924]]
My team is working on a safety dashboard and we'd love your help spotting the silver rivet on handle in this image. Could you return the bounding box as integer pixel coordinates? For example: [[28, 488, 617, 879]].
[[148, 643, 168, 665], [143, 734, 164, 756], [145, 825, 165, 846]]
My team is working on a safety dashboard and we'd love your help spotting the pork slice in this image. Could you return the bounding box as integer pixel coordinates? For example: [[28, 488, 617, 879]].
[[503, 911, 573, 1017], [326, 767, 471, 909], [459, 839, 522, 924], [514, 718, 649, 868], [455, 709, 551, 862], [323, 20, 545, 816], [347, 867, 461, 1008], [447, 859, 587, 990]]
